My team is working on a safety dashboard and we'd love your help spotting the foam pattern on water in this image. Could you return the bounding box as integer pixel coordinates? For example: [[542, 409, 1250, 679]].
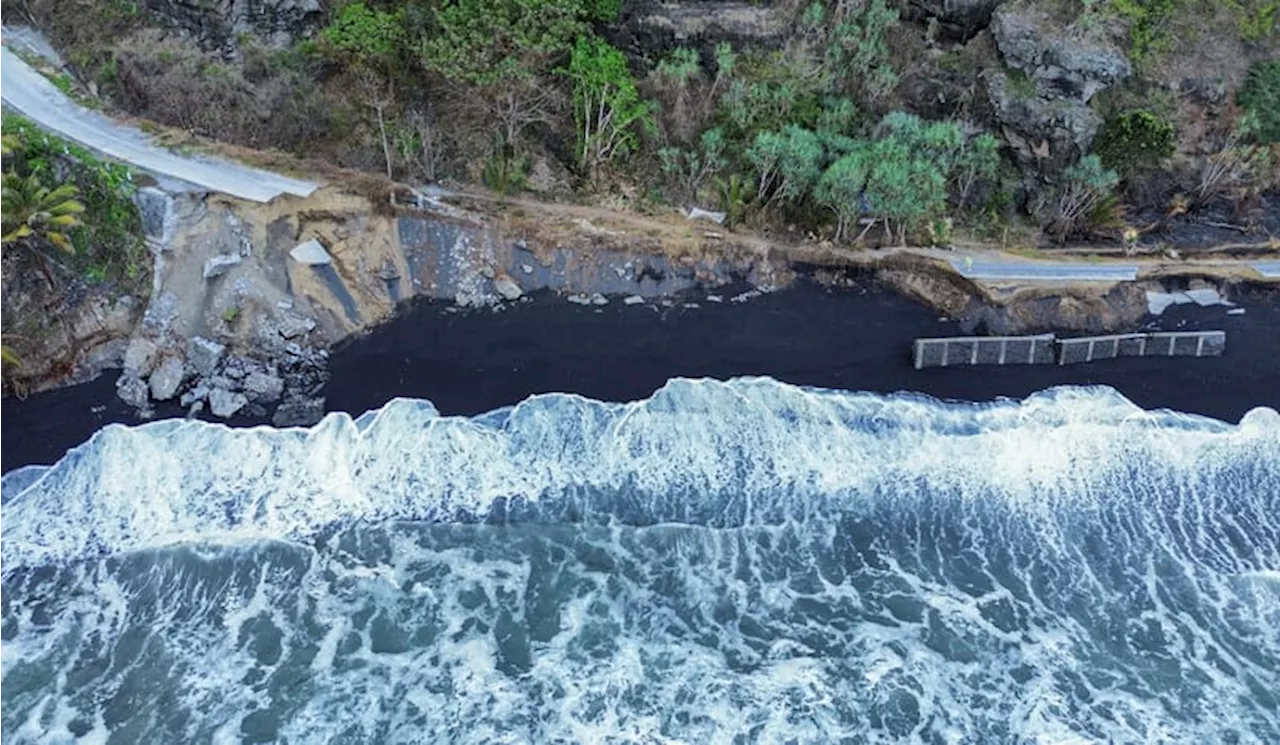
[[2, 379, 1279, 744]]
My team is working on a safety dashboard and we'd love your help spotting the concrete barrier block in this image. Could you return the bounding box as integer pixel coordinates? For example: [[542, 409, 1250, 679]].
[[913, 334, 1056, 369]]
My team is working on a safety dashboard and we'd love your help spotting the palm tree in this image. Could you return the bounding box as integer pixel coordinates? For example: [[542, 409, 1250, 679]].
[[2, 172, 85, 286]]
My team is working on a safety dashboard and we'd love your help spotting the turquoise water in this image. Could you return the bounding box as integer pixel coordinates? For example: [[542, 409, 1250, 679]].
[[3, 379, 1278, 743]]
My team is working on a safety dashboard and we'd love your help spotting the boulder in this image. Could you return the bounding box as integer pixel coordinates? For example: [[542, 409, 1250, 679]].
[[188, 336, 226, 377], [992, 7, 1130, 102], [138, 0, 325, 51], [116, 373, 150, 409], [123, 336, 159, 378], [904, 0, 1002, 41], [148, 355, 186, 401], [272, 397, 326, 427], [203, 254, 242, 279], [243, 371, 285, 402], [209, 388, 249, 418], [493, 274, 524, 301]]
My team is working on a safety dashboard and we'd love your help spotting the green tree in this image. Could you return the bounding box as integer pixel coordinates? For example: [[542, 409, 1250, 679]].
[[2, 171, 86, 286], [419, 0, 593, 154], [747, 125, 824, 206], [420, 0, 587, 88], [952, 133, 1001, 209], [813, 147, 872, 241], [826, 0, 900, 102], [321, 2, 405, 64], [1238, 59, 1280, 144], [565, 36, 655, 178]]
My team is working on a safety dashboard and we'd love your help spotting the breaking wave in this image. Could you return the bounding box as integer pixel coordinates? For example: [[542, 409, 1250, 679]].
[[2, 379, 1278, 743]]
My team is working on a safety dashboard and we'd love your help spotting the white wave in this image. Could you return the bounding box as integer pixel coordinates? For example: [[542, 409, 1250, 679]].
[[2, 378, 1278, 568]]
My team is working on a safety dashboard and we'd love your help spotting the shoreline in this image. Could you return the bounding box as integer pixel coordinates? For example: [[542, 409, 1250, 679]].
[[4, 278, 1277, 474]]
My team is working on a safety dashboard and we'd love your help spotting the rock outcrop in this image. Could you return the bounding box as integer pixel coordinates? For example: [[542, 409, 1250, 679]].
[[985, 5, 1132, 198], [904, 0, 1004, 42], [140, 0, 324, 50]]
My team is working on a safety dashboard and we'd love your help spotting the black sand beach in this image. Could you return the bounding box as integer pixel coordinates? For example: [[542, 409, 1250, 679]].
[[3, 279, 1278, 473]]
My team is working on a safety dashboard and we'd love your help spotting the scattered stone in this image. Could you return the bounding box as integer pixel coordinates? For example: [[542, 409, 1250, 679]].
[[222, 358, 249, 379], [272, 397, 326, 427], [521, 264, 534, 274], [123, 337, 159, 377], [493, 274, 524, 300], [187, 401, 204, 418], [289, 238, 332, 265], [684, 303, 701, 309], [188, 336, 226, 376], [567, 293, 592, 305], [243, 371, 285, 403], [704, 231, 724, 240], [203, 254, 242, 279], [1227, 308, 1246, 315], [276, 299, 294, 310], [706, 295, 723, 303], [623, 295, 645, 305], [480, 264, 496, 279], [206, 374, 238, 392], [209, 388, 249, 418], [180, 383, 210, 407], [116, 373, 150, 409], [148, 356, 186, 401], [277, 313, 317, 339], [590, 293, 609, 306]]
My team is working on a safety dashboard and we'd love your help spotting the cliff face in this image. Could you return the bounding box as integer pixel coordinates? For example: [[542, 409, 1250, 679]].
[[140, 0, 323, 49]]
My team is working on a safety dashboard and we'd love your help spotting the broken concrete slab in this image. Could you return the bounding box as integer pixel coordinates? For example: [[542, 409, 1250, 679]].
[[203, 254, 242, 279], [243, 371, 285, 403], [289, 238, 332, 265], [123, 336, 159, 378]]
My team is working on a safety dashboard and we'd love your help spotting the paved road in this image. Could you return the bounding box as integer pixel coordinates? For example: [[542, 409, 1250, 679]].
[[0, 45, 317, 203], [949, 258, 1139, 282]]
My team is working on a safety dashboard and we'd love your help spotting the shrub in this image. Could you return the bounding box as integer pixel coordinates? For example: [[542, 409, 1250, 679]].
[[1238, 59, 1280, 144], [1043, 155, 1120, 241], [1092, 110, 1176, 178], [1, 115, 146, 286]]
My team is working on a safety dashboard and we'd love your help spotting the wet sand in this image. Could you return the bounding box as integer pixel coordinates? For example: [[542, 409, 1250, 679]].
[[3, 279, 1277, 473]]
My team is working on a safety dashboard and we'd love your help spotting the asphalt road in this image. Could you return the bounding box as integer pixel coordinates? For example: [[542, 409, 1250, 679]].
[[0, 44, 317, 203], [949, 258, 1139, 281]]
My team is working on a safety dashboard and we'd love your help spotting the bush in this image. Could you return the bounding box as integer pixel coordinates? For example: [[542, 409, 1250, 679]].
[[1092, 110, 1175, 178], [1238, 60, 1280, 144], [1042, 155, 1120, 241], [1, 115, 147, 286]]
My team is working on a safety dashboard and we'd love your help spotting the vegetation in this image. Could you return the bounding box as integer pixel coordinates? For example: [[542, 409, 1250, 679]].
[[1238, 60, 1280, 144], [1092, 110, 1175, 179], [1042, 155, 1120, 242], [1, 115, 146, 287], [14, 0, 1277, 251], [565, 36, 655, 179]]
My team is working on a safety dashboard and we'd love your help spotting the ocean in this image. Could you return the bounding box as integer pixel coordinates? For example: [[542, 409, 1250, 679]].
[[2, 378, 1278, 744]]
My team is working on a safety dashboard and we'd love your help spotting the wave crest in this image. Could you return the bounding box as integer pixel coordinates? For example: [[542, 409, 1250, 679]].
[[3, 379, 1277, 567]]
